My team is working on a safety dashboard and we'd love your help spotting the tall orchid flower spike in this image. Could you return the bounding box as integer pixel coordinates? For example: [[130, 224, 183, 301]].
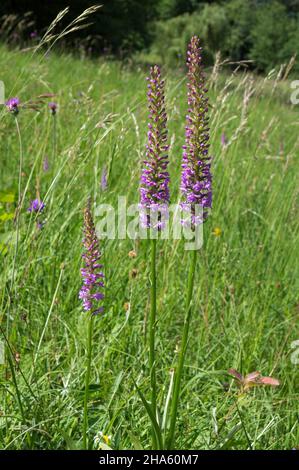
[[79, 199, 105, 450], [139, 64, 170, 230], [180, 35, 212, 226], [79, 202, 104, 315], [167, 36, 212, 450], [139, 65, 169, 449]]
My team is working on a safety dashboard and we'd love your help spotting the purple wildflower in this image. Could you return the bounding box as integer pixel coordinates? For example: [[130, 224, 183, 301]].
[[221, 132, 228, 147], [43, 156, 49, 172], [30, 31, 37, 39], [48, 102, 57, 115], [5, 97, 20, 115], [100, 167, 108, 191], [139, 65, 169, 229], [79, 202, 104, 315], [180, 37, 212, 226], [36, 220, 45, 230], [27, 198, 45, 213]]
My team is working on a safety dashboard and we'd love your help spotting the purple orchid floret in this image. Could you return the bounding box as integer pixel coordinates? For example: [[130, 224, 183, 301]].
[[48, 102, 57, 115], [27, 198, 45, 213], [79, 202, 104, 315], [180, 36, 212, 226], [139, 65, 170, 229], [5, 97, 20, 115]]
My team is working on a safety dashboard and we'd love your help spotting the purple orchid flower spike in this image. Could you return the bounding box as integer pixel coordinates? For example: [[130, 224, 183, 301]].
[[180, 36, 212, 226], [79, 200, 104, 315], [139, 65, 170, 230]]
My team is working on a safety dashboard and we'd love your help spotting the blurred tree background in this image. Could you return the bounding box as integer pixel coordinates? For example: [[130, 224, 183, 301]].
[[0, 0, 298, 72]]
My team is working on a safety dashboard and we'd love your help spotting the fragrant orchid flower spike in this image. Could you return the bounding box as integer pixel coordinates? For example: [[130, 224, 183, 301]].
[[139, 65, 170, 230], [79, 200, 104, 315], [180, 36, 212, 227]]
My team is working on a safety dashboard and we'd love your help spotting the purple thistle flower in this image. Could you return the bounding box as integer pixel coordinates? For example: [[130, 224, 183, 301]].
[[5, 97, 20, 115], [139, 65, 170, 229], [27, 198, 45, 213], [79, 202, 104, 315], [180, 37, 212, 226], [48, 102, 57, 115]]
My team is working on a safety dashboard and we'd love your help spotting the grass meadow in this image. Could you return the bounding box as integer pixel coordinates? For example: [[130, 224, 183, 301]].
[[0, 42, 298, 450]]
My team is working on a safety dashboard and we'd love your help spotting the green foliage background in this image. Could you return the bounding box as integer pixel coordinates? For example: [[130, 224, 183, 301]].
[[0, 0, 299, 72], [147, 0, 299, 72]]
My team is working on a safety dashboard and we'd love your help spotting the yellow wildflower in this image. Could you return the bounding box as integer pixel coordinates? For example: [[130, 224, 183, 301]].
[[212, 227, 222, 237]]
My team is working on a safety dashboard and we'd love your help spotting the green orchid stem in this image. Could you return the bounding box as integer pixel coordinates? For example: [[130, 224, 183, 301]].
[[83, 314, 94, 450], [52, 114, 57, 161], [49, 115, 57, 209], [9, 117, 23, 335], [167, 248, 197, 449], [149, 237, 158, 449], [6, 117, 31, 448], [7, 348, 32, 448]]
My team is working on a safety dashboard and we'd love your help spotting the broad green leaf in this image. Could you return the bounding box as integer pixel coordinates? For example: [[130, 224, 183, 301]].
[[133, 378, 163, 450]]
